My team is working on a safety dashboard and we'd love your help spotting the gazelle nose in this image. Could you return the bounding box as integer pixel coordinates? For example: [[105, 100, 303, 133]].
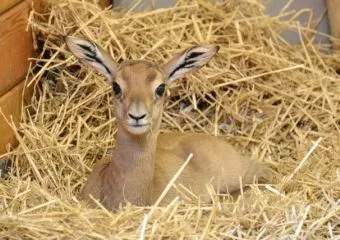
[[128, 113, 147, 121]]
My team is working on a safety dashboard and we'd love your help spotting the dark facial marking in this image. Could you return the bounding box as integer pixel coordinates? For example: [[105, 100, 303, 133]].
[[146, 71, 157, 82]]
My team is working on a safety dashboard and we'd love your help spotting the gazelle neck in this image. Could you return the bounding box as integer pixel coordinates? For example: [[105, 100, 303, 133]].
[[107, 123, 159, 206], [113, 124, 158, 170]]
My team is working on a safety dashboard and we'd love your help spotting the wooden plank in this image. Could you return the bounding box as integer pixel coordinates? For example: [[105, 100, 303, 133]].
[[0, 0, 22, 15], [0, 81, 33, 155], [0, 1, 34, 97], [327, 0, 340, 49], [33, 0, 45, 13], [99, 0, 112, 8]]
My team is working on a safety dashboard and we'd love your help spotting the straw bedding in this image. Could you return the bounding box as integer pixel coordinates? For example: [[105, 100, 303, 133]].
[[0, 0, 339, 238]]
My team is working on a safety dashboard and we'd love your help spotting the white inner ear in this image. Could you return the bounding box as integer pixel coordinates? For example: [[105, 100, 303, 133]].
[[66, 37, 114, 82], [87, 60, 113, 81], [166, 46, 218, 83], [81, 49, 114, 81]]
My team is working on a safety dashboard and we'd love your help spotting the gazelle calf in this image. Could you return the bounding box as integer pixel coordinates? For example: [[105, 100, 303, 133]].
[[65, 36, 271, 211]]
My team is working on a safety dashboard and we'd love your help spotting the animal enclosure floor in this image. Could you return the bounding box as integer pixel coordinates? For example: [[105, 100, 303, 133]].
[[0, 0, 339, 239]]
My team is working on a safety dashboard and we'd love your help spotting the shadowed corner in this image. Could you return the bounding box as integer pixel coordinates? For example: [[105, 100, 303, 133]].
[[0, 157, 12, 180]]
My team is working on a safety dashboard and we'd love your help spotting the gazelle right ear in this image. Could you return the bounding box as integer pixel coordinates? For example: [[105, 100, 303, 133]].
[[162, 45, 219, 83], [64, 36, 117, 82]]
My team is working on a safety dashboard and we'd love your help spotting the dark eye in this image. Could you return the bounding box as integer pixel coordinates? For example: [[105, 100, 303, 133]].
[[112, 82, 122, 96], [155, 83, 166, 97]]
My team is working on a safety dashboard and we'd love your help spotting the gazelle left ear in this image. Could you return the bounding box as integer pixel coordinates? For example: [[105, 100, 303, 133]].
[[162, 45, 219, 83], [64, 36, 117, 82]]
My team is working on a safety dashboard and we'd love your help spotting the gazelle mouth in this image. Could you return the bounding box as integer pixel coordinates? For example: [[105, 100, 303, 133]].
[[129, 124, 148, 128], [127, 123, 150, 135]]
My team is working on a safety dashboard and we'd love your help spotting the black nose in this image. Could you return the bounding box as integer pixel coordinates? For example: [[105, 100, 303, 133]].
[[128, 113, 147, 121]]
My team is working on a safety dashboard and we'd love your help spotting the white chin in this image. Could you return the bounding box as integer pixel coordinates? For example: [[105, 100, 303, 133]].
[[127, 125, 150, 135]]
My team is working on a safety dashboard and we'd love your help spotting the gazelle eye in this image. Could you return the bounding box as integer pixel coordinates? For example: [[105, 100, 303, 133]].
[[155, 83, 166, 97], [112, 82, 122, 96]]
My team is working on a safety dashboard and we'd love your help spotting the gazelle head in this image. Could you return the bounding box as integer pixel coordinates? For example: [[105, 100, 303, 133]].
[[65, 36, 219, 135]]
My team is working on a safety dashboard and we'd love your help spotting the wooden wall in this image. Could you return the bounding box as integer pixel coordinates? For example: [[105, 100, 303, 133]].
[[0, 0, 112, 156], [0, 0, 38, 155], [99, 0, 112, 8], [0, 1, 34, 96], [327, 0, 340, 49]]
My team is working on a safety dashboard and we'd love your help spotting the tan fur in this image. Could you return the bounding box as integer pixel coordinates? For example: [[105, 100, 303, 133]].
[[65, 36, 271, 211]]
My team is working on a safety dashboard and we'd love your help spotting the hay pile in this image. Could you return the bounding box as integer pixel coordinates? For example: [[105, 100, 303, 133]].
[[1, 0, 339, 238]]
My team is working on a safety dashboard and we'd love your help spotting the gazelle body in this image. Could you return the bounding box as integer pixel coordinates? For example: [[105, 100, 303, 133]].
[[65, 36, 270, 211]]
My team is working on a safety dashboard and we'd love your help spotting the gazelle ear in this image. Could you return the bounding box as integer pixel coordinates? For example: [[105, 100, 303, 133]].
[[162, 45, 219, 83], [64, 36, 117, 82]]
